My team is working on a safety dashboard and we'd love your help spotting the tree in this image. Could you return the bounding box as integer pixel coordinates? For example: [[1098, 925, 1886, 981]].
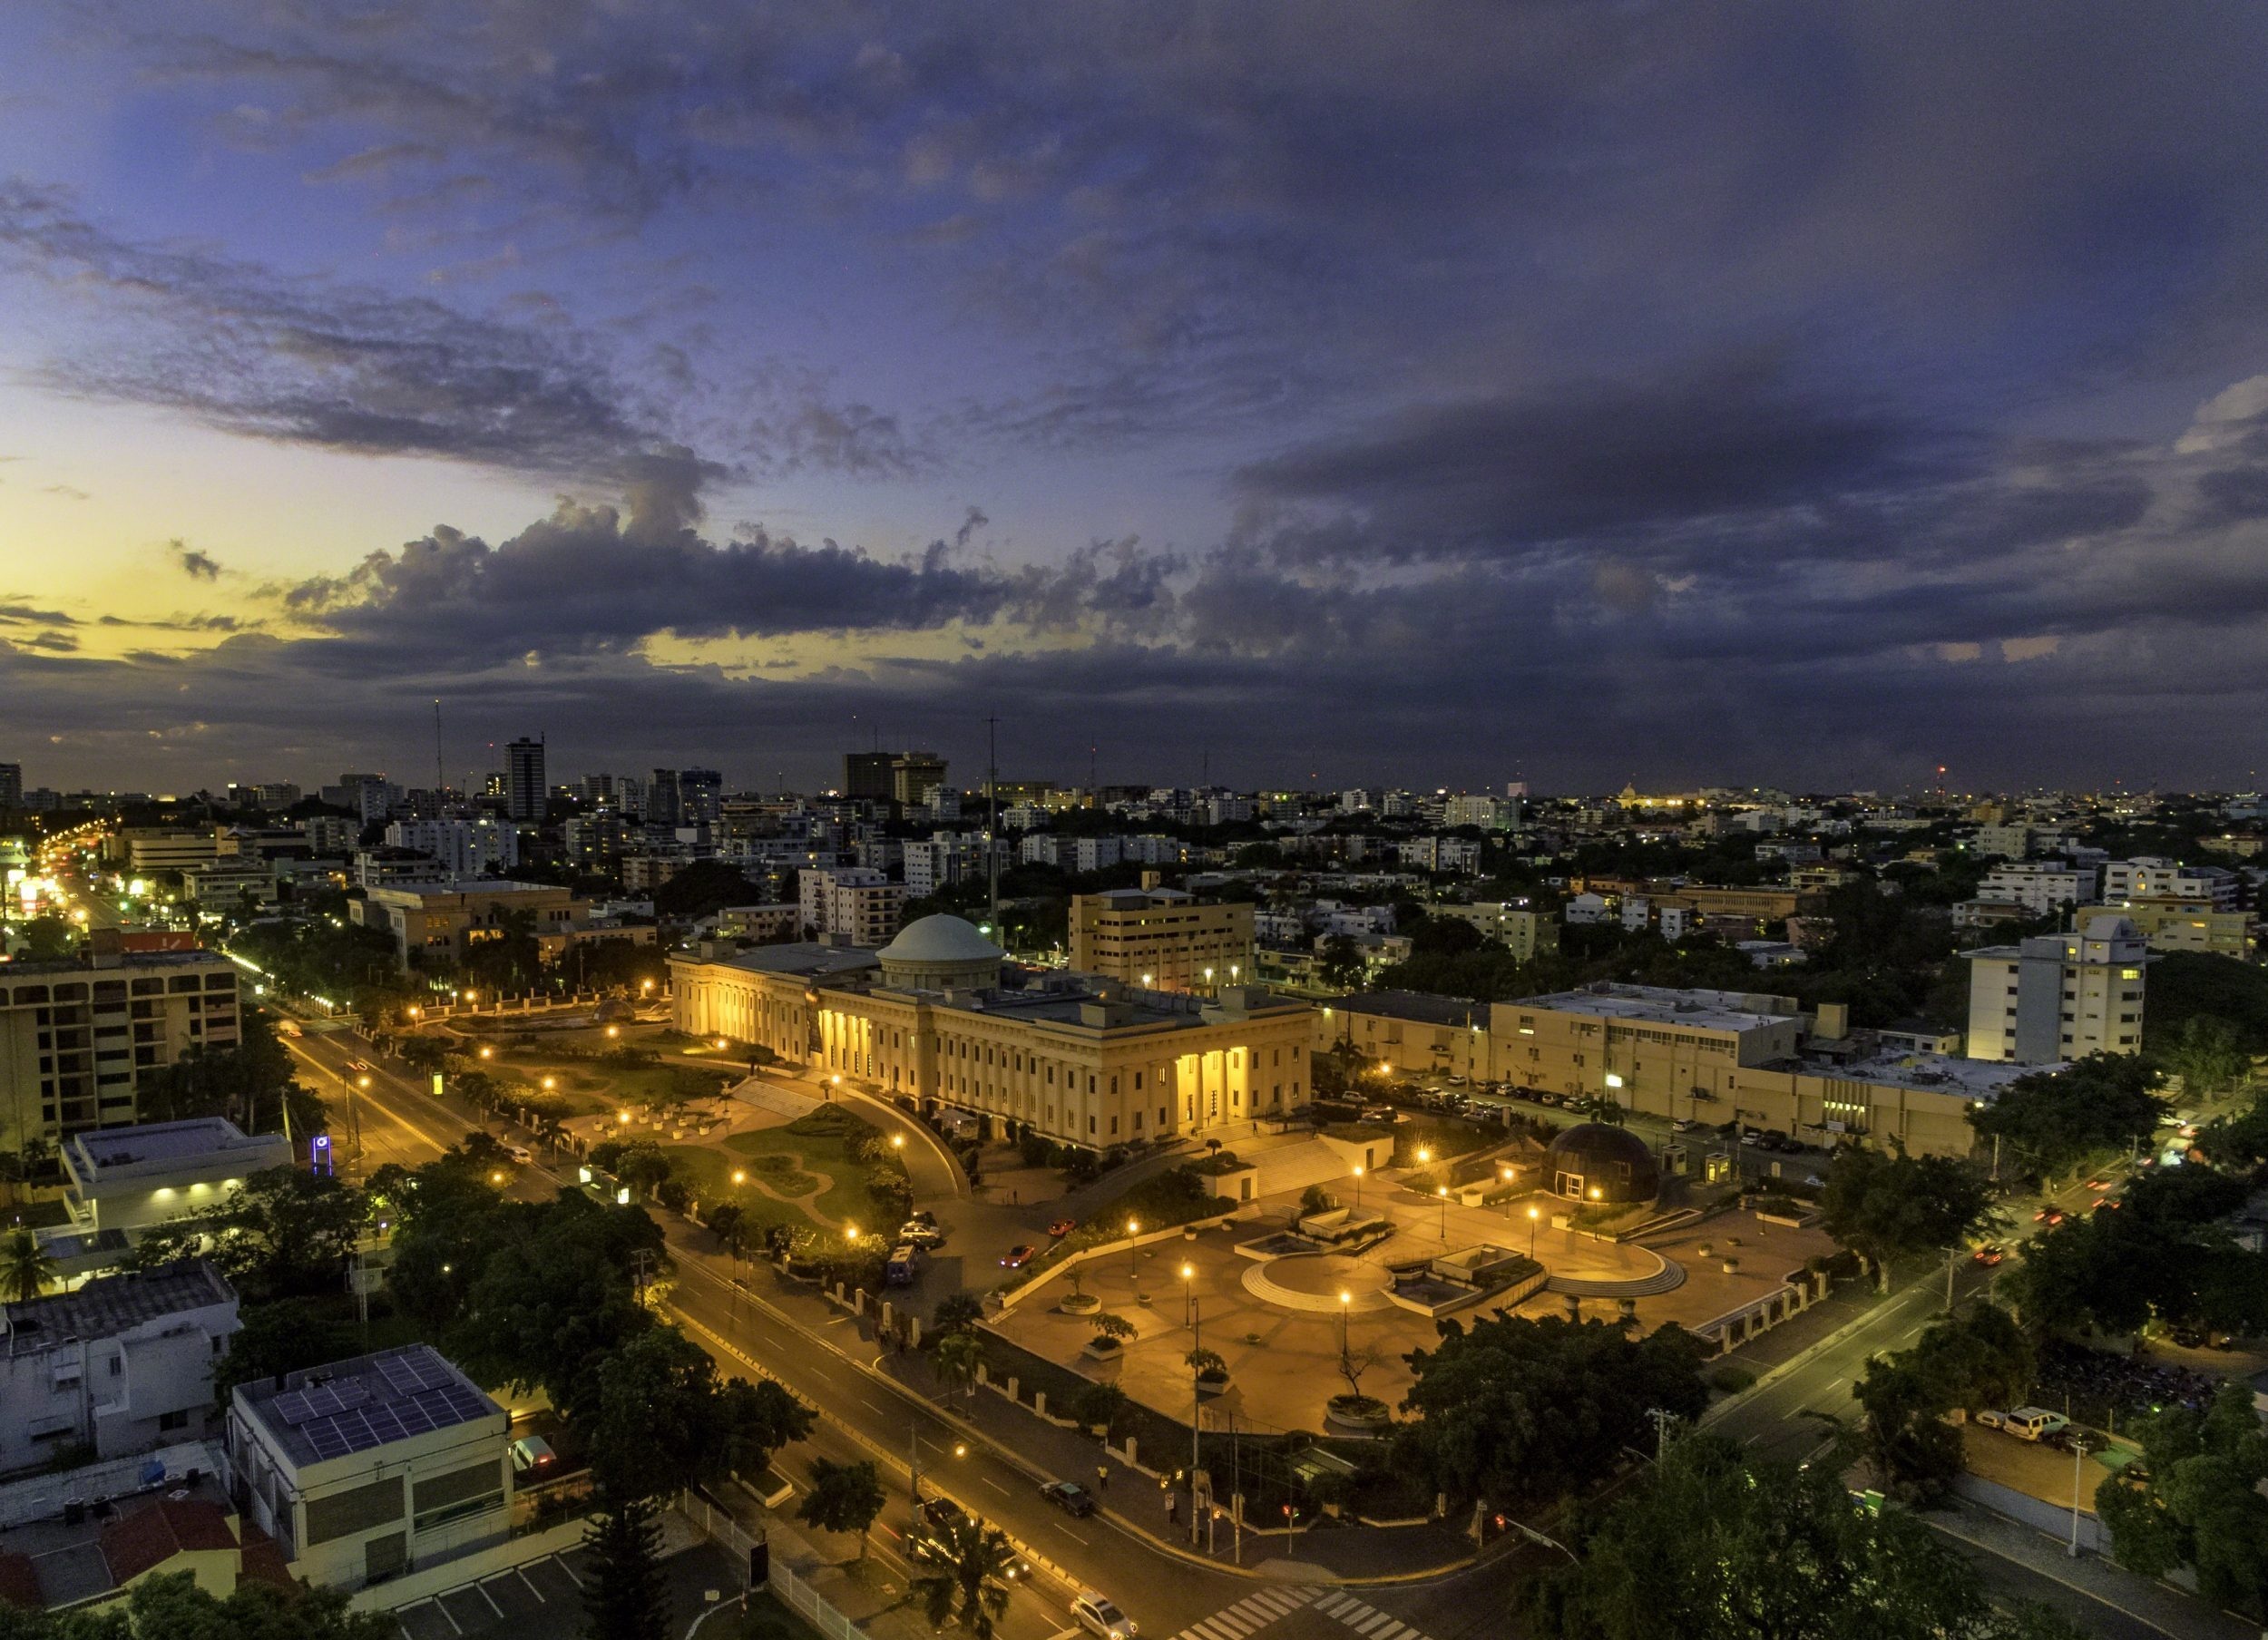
[[0, 1228, 56, 1303], [1318, 935, 1368, 991], [709, 1202, 749, 1257], [933, 1328, 984, 1400], [2002, 1165, 2268, 1339], [1969, 1055, 2168, 1184], [30, 1569, 396, 1637], [2166, 1014, 2248, 1101], [1337, 1341, 1389, 1406], [212, 1297, 357, 1399], [1087, 1312, 1136, 1351], [160, 1167, 366, 1302], [1397, 1313, 1707, 1510], [2196, 1088, 2268, 1173], [930, 1293, 984, 1337], [719, 1376, 816, 1479], [911, 1516, 1019, 1640], [1851, 1353, 1963, 1501], [797, 1458, 886, 1560], [1819, 1146, 1997, 1292], [1530, 1434, 2085, 1640], [1070, 1381, 1129, 1435], [2098, 1379, 2268, 1613], [588, 1326, 748, 1503], [583, 1497, 670, 1640]]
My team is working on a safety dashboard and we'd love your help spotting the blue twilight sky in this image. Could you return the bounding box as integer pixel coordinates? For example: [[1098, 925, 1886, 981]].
[[4, 2, 2268, 795]]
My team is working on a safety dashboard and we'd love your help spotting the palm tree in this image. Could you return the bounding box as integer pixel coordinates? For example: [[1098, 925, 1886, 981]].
[[0, 1229, 57, 1303], [932, 1328, 984, 1401], [912, 1517, 1017, 1638]]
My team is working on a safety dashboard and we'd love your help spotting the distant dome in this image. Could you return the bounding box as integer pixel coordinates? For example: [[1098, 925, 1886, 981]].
[[877, 913, 1003, 991], [1544, 1122, 1660, 1206], [591, 997, 634, 1023]]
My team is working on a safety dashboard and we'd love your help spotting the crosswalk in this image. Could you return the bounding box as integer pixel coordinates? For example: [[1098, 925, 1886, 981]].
[[1164, 1585, 1438, 1640], [1311, 1587, 1436, 1640]]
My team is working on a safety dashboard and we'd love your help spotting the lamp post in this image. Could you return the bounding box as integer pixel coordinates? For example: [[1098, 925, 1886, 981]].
[[1127, 1218, 1141, 1284], [1352, 1166, 1364, 1210], [2068, 1434, 2091, 1557], [1181, 1263, 1196, 1327], [1528, 1206, 1541, 1259], [1501, 1166, 1516, 1217], [1436, 1185, 1451, 1240], [1189, 1293, 1204, 1546], [1337, 1290, 1351, 1357]]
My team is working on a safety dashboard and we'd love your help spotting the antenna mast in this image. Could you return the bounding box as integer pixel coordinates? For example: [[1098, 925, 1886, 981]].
[[433, 698, 445, 796], [985, 714, 1001, 935]]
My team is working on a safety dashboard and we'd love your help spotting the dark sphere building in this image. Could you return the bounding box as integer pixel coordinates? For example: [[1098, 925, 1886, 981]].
[[1544, 1122, 1661, 1206]]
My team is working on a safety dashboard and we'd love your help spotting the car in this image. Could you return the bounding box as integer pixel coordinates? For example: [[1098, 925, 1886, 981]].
[[1971, 1245, 2004, 1266], [1670, 1118, 1699, 1133], [908, 1208, 938, 1227], [898, 1222, 947, 1247], [920, 1497, 968, 1534], [1738, 1130, 1760, 1147], [1047, 1217, 1078, 1238], [1040, 1479, 1097, 1517], [1973, 1408, 2011, 1430], [1000, 1244, 1036, 1268], [1446, 1074, 1469, 1086], [2000, 1407, 2070, 1442], [2092, 1196, 2122, 1212], [509, 1435, 556, 1476], [1072, 1592, 1138, 1640], [2034, 1207, 2066, 1226], [2086, 1177, 2111, 1191], [502, 1142, 534, 1165]]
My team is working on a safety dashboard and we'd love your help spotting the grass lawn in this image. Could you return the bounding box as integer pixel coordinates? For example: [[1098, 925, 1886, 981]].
[[718, 1107, 897, 1227], [487, 1053, 732, 1120], [661, 1147, 822, 1237]]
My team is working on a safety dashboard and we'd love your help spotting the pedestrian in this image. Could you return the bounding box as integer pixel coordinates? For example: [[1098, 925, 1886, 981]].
[[1097, 1465, 1109, 1492], [1165, 1491, 1178, 1526]]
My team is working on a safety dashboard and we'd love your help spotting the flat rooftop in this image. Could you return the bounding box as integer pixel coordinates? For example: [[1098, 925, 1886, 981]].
[[366, 877, 568, 897], [1325, 990, 1486, 1029], [235, 1344, 502, 1470], [1512, 982, 1801, 1032], [685, 942, 883, 980], [1818, 1050, 2047, 1101], [69, 1118, 279, 1177], [1, 950, 228, 977], [5, 1261, 233, 1357]]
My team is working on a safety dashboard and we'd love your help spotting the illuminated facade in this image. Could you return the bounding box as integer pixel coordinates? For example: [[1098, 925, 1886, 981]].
[[672, 914, 1315, 1149]]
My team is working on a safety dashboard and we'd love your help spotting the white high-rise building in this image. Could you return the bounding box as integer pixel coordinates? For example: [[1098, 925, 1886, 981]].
[[2102, 856, 2239, 909], [1965, 913, 2152, 1065]]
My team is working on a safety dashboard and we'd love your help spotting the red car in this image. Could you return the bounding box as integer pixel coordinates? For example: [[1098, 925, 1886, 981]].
[[1047, 1218, 1077, 1239], [1971, 1245, 2004, 1267], [2086, 1177, 2111, 1192], [1000, 1245, 1036, 1268], [2032, 1207, 2066, 1226], [2093, 1196, 2122, 1212]]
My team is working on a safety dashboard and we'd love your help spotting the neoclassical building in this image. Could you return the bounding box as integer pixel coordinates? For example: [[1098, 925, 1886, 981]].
[[671, 914, 1315, 1150]]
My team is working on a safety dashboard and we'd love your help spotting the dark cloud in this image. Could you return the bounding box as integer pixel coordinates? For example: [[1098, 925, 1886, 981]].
[[172, 542, 223, 581], [0, 601, 75, 627]]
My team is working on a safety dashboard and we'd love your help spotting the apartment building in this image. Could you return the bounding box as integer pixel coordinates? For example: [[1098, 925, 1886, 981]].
[[381, 818, 519, 877], [1067, 889, 1254, 992], [1427, 903, 1559, 959], [797, 865, 906, 947], [672, 913, 1314, 1151], [0, 1262, 240, 1474], [2102, 856, 2240, 910], [112, 829, 222, 875], [1975, 861, 2097, 917], [0, 952, 241, 1148], [2114, 897, 2252, 959], [1965, 913, 2152, 1065], [229, 1344, 511, 1590], [349, 880, 584, 966]]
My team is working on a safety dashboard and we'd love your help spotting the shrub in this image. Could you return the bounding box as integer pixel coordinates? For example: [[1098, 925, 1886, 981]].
[[1710, 1364, 1757, 1394]]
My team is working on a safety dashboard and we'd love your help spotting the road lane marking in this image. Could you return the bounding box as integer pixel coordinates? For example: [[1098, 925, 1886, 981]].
[[983, 1478, 1010, 1497]]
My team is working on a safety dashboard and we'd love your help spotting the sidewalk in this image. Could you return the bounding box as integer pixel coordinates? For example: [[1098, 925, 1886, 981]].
[[1929, 1497, 2256, 1640]]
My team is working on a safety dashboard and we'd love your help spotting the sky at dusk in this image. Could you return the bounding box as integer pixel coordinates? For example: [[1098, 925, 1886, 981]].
[[5, 3, 2268, 795]]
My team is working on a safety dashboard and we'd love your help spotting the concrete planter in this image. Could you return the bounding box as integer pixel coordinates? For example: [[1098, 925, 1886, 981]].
[[1059, 1293, 1102, 1316], [1324, 1396, 1392, 1434], [1195, 1372, 1230, 1398], [1081, 1339, 1125, 1363]]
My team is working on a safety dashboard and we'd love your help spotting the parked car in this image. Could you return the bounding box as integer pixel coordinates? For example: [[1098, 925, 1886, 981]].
[[1446, 1074, 1469, 1086], [1670, 1118, 1699, 1133], [1000, 1244, 1037, 1268], [1072, 1592, 1139, 1640], [1047, 1217, 1078, 1238], [898, 1221, 947, 1247], [1040, 1479, 1097, 1518], [2002, 1408, 2071, 1442]]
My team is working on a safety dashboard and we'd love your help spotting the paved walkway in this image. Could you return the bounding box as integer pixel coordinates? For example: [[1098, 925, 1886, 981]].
[[1930, 1496, 2256, 1640]]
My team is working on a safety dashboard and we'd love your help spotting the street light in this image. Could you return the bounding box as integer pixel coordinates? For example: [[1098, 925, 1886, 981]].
[[478, 1045, 494, 1059], [732, 1169, 747, 1186], [892, 1134, 905, 1151], [1436, 1185, 1451, 1240], [1338, 1289, 1352, 1357], [1501, 1166, 1516, 1218], [1352, 1165, 1364, 1210], [1127, 1218, 1141, 1284], [1180, 1262, 1196, 1326], [1528, 1206, 1541, 1258]]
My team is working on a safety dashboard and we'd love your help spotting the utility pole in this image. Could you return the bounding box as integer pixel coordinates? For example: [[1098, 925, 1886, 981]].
[[433, 697, 445, 796]]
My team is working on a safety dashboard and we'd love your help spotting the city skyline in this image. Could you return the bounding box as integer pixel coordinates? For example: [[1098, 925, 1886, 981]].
[[8, 5, 2268, 790]]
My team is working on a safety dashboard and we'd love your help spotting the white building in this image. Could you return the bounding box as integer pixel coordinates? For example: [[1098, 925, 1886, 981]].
[[1443, 795, 1518, 830], [1965, 913, 2152, 1065], [1562, 892, 1613, 925], [229, 1344, 511, 1590], [2102, 856, 2239, 909], [381, 819, 519, 877], [61, 1118, 294, 1240], [1073, 835, 1124, 874], [798, 866, 905, 947], [1971, 823, 2033, 859], [0, 1262, 239, 1474], [1976, 861, 2098, 917]]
